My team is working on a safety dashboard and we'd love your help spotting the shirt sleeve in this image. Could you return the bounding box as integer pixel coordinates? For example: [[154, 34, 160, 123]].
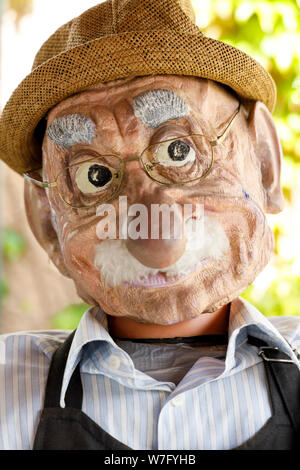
[[0, 330, 69, 450], [268, 316, 300, 357]]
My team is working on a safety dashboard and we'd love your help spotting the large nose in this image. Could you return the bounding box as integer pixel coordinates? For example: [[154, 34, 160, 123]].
[[126, 236, 186, 269], [123, 171, 187, 269]]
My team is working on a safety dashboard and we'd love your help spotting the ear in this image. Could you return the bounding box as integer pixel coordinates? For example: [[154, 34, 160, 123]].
[[24, 180, 71, 278], [247, 101, 285, 214]]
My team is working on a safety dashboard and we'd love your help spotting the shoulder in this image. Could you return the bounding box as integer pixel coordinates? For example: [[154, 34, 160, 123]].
[[0, 329, 72, 450], [0, 329, 72, 367], [268, 316, 300, 354]]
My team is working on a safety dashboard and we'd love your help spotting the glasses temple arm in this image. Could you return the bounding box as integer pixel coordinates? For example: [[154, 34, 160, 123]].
[[212, 102, 241, 146], [23, 173, 57, 189]]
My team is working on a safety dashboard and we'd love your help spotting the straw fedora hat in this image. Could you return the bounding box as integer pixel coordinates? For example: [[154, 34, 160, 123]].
[[0, 0, 276, 175]]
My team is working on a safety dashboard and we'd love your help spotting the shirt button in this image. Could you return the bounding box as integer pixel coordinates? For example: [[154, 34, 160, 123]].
[[171, 394, 184, 407], [109, 355, 121, 370]]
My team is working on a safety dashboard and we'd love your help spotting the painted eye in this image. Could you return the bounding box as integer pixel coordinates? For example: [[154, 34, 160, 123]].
[[75, 162, 113, 194], [154, 139, 196, 167]]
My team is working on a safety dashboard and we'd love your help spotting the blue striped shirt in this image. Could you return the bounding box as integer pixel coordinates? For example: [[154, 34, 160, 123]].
[[0, 297, 299, 450]]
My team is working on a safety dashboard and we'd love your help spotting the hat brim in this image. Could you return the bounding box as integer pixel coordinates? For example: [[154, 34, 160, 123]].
[[0, 29, 276, 175]]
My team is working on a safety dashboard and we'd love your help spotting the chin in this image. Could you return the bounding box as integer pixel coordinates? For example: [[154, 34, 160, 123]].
[[93, 238, 272, 325], [89, 261, 244, 326]]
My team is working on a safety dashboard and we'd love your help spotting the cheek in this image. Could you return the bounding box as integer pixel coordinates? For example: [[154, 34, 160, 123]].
[[58, 220, 100, 281], [212, 140, 264, 203], [222, 200, 273, 278]]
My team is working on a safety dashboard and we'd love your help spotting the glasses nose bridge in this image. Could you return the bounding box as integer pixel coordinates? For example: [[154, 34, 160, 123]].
[[121, 154, 145, 177], [123, 155, 142, 164]]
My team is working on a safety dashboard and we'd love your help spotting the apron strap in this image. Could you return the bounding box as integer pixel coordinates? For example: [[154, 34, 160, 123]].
[[248, 335, 300, 431], [44, 330, 83, 410]]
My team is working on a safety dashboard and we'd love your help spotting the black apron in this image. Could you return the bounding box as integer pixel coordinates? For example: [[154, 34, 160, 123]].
[[33, 332, 300, 450]]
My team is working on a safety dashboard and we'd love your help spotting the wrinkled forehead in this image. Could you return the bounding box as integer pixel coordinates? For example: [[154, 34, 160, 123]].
[[46, 75, 239, 128]]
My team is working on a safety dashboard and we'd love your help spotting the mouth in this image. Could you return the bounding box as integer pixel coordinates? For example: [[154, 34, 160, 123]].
[[122, 257, 210, 288]]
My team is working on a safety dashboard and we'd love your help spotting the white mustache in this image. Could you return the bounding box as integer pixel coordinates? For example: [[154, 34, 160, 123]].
[[94, 216, 230, 287]]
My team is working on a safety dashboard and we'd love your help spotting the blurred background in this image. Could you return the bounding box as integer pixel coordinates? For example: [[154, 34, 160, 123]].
[[0, 0, 299, 333]]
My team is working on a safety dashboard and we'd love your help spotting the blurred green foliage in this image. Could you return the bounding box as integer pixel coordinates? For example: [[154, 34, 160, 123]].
[[0, 228, 26, 313], [0, 278, 9, 305], [243, 274, 300, 316], [2, 228, 26, 261], [52, 303, 90, 330]]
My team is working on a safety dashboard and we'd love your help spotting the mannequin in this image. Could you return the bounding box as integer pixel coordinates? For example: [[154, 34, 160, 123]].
[[1, 0, 299, 452]]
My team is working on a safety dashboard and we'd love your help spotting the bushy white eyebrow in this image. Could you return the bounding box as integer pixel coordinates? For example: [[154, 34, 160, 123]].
[[46, 114, 96, 149], [133, 89, 190, 129]]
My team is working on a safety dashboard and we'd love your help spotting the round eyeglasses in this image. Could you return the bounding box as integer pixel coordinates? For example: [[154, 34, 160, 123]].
[[24, 104, 240, 209]]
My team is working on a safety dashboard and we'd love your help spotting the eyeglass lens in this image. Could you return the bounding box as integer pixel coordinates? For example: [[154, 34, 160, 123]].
[[141, 135, 213, 185], [56, 155, 123, 208]]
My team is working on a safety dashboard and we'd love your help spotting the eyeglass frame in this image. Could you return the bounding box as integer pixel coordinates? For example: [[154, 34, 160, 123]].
[[24, 102, 241, 209]]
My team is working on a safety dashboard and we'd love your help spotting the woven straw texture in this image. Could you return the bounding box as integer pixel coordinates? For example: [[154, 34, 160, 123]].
[[0, 0, 276, 175]]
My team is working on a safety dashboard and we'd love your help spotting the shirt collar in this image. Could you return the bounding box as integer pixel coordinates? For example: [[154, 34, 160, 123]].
[[60, 306, 173, 407], [60, 298, 298, 407], [60, 306, 111, 407], [224, 297, 299, 374]]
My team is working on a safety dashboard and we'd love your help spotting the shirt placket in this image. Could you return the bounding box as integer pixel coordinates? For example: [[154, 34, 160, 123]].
[[156, 355, 225, 450]]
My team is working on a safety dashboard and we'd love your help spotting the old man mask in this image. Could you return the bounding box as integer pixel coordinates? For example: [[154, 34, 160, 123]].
[[23, 74, 284, 326]]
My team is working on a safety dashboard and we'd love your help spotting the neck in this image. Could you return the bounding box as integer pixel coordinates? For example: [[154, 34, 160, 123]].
[[107, 303, 230, 340]]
